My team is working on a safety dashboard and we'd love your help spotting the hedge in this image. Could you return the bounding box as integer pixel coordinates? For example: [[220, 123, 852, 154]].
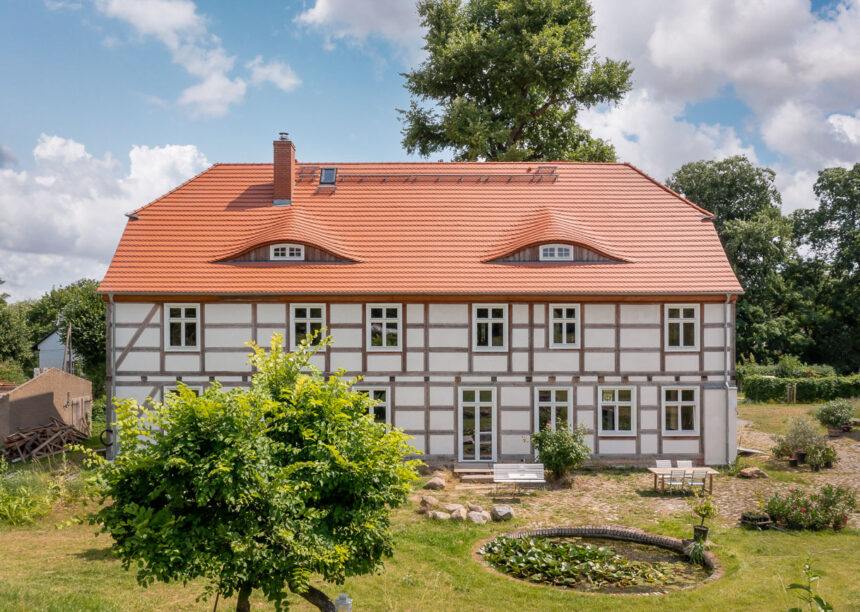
[[743, 374, 860, 402]]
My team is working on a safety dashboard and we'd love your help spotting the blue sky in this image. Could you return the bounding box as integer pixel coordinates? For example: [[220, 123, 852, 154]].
[[1, 0, 859, 300]]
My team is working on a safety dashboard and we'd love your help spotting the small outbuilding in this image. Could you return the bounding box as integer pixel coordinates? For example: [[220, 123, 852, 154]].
[[0, 368, 92, 441], [34, 327, 76, 373]]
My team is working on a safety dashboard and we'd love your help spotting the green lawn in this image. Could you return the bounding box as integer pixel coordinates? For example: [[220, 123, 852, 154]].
[[738, 398, 860, 436]]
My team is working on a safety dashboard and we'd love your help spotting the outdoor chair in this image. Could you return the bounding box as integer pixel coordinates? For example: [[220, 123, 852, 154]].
[[676, 460, 693, 469], [666, 469, 688, 493], [689, 470, 709, 493], [655, 460, 672, 468]]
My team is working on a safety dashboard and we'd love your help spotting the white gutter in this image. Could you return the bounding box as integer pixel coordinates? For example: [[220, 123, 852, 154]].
[[724, 293, 732, 464]]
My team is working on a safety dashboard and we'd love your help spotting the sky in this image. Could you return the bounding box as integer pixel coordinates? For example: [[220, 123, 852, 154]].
[[1, 0, 859, 301]]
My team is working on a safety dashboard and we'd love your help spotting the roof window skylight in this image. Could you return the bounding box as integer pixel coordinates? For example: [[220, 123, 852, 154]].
[[320, 167, 337, 185]]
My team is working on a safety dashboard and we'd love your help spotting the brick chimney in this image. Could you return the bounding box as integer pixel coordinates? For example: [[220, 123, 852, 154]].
[[273, 132, 295, 206]]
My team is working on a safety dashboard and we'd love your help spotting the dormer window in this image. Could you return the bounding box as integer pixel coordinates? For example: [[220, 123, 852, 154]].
[[270, 243, 304, 261], [539, 244, 573, 261], [320, 167, 337, 185]]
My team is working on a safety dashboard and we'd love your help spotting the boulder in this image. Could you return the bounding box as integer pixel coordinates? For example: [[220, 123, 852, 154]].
[[450, 507, 468, 521], [427, 511, 450, 520], [420, 495, 439, 510], [443, 503, 465, 513], [480, 511, 492, 523], [738, 467, 768, 479], [491, 505, 515, 521], [423, 477, 445, 490], [467, 511, 488, 524], [467, 503, 483, 513]]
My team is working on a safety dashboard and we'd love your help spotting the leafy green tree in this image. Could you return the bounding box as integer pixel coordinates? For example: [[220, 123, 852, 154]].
[[400, 0, 633, 161], [0, 277, 8, 305], [0, 303, 31, 365], [84, 335, 420, 611]]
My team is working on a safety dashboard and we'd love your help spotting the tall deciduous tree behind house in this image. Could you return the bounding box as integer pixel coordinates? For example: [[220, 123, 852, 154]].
[[86, 335, 420, 612], [400, 0, 633, 162]]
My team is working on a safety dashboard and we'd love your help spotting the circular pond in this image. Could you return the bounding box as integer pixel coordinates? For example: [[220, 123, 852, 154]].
[[478, 526, 718, 594]]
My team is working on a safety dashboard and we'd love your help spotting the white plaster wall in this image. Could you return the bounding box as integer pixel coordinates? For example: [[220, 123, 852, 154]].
[[501, 410, 530, 430], [584, 304, 614, 324], [583, 434, 595, 453], [473, 354, 508, 372], [576, 386, 595, 406], [118, 352, 159, 372], [206, 304, 251, 324], [308, 354, 325, 370], [256, 303, 286, 325], [639, 386, 658, 406], [395, 410, 424, 430], [665, 354, 700, 372], [256, 328, 285, 346], [428, 304, 468, 325], [703, 387, 728, 465], [330, 304, 362, 324], [532, 328, 546, 349], [428, 434, 453, 455], [533, 305, 546, 325], [663, 439, 699, 454], [429, 327, 468, 348], [206, 327, 253, 348], [703, 303, 724, 324], [640, 410, 658, 430], [114, 385, 152, 404], [406, 328, 424, 348], [430, 386, 454, 406], [511, 352, 528, 371], [584, 327, 614, 348], [599, 439, 636, 454], [406, 303, 424, 324], [501, 386, 530, 407], [502, 434, 530, 455], [577, 410, 595, 429], [116, 303, 159, 324], [397, 386, 425, 407], [620, 352, 660, 372], [511, 327, 529, 348], [703, 327, 726, 348], [512, 304, 529, 324], [429, 352, 468, 371], [206, 352, 250, 372], [115, 327, 160, 349], [619, 328, 660, 348], [331, 328, 362, 348], [534, 351, 578, 372], [330, 352, 362, 372], [429, 411, 454, 430], [584, 352, 615, 371], [704, 351, 726, 372], [620, 304, 660, 324], [406, 352, 424, 372], [641, 434, 658, 454], [367, 354, 402, 372], [408, 436, 426, 454]]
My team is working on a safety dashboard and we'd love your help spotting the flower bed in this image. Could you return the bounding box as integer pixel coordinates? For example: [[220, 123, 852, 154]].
[[763, 485, 857, 530]]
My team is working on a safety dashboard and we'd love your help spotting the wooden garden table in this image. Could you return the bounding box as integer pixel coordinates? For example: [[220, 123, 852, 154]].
[[647, 467, 719, 494]]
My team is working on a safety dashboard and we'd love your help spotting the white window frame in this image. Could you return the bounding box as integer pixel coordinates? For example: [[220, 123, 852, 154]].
[[539, 243, 574, 261], [664, 303, 700, 351], [661, 386, 699, 436], [354, 386, 391, 424], [163, 384, 203, 401], [270, 243, 305, 261], [548, 303, 580, 349], [289, 303, 326, 350], [164, 303, 200, 352], [366, 304, 402, 351], [534, 387, 573, 433], [471, 304, 508, 352], [458, 387, 497, 462], [597, 386, 637, 435]]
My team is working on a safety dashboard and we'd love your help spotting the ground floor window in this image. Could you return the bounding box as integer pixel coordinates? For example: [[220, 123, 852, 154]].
[[290, 304, 325, 350], [534, 387, 572, 431], [598, 387, 636, 434], [663, 387, 698, 434], [355, 386, 390, 423]]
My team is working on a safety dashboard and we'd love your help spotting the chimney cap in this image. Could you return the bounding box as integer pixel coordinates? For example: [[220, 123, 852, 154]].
[[278, 132, 290, 141]]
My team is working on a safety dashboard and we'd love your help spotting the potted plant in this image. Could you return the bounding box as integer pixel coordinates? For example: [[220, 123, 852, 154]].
[[806, 444, 825, 472], [821, 445, 838, 469], [788, 456, 799, 468], [815, 399, 854, 438], [795, 449, 808, 464], [687, 490, 718, 542]]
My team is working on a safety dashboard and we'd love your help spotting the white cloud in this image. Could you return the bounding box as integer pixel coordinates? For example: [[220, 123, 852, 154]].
[[0, 134, 208, 301], [0, 145, 17, 168], [247, 56, 301, 93], [828, 108, 860, 145]]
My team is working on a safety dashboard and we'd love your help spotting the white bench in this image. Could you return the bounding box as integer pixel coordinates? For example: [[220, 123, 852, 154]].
[[493, 463, 546, 493]]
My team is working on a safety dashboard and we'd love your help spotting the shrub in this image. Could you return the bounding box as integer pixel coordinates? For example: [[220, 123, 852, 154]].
[[770, 417, 826, 457], [743, 373, 860, 402], [687, 491, 718, 526], [764, 485, 856, 530], [531, 424, 591, 480], [820, 444, 839, 466], [737, 357, 836, 390], [815, 399, 854, 429], [0, 360, 28, 384], [0, 461, 54, 525]]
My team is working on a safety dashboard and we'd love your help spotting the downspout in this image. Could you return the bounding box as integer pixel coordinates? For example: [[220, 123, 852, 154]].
[[108, 293, 117, 459], [724, 293, 732, 464]]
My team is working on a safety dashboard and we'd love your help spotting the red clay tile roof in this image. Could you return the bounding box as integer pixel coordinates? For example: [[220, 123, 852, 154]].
[[99, 161, 742, 296]]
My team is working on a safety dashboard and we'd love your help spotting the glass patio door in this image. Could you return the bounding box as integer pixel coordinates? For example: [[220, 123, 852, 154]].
[[460, 388, 495, 461]]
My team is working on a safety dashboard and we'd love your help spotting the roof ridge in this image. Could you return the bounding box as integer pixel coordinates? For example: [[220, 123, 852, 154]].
[[622, 163, 714, 217]]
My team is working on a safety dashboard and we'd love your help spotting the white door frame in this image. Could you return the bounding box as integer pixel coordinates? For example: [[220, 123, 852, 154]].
[[458, 387, 497, 462]]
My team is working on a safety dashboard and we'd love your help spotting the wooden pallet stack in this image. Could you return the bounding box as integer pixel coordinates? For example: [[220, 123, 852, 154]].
[[2, 417, 89, 463]]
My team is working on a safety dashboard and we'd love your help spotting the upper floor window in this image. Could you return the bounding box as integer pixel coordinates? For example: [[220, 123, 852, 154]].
[[663, 387, 698, 435], [472, 304, 507, 351], [367, 304, 401, 351], [539, 244, 573, 261], [665, 304, 699, 350], [270, 243, 305, 261], [163, 384, 202, 401], [320, 167, 337, 185], [165, 304, 198, 350], [535, 388, 572, 432], [355, 386, 390, 423], [598, 387, 636, 434], [290, 304, 325, 350], [549, 304, 580, 348]]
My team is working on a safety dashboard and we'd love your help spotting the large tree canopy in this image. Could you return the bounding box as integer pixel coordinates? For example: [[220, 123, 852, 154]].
[[400, 0, 633, 161], [87, 335, 420, 611]]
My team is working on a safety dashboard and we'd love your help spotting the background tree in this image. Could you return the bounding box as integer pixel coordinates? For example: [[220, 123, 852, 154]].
[[0, 302, 31, 365], [0, 277, 8, 305], [400, 0, 632, 161], [85, 335, 420, 611]]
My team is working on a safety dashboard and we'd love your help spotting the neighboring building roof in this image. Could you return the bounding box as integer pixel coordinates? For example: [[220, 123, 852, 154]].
[[99, 161, 742, 296], [0, 377, 19, 395], [33, 327, 60, 350]]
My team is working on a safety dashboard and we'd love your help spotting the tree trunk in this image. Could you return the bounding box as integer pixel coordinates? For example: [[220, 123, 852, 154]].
[[294, 585, 335, 612], [236, 585, 252, 612]]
